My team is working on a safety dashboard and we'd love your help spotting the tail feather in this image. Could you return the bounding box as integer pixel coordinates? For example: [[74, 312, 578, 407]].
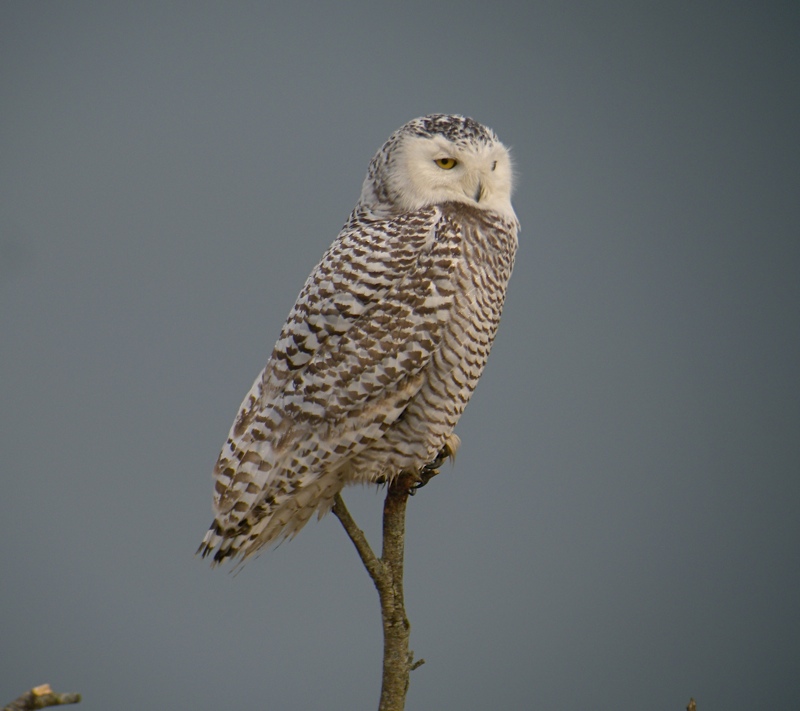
[[197, 471, 344, 566]]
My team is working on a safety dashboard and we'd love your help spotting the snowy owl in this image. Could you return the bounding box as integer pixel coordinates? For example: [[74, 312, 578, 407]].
[[198, 114, 519, 564]]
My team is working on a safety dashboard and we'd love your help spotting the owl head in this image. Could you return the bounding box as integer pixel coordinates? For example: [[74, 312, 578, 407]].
[[359, 114, 516, 220]]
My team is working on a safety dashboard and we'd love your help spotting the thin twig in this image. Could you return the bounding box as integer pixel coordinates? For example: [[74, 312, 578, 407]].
[[332, 493, 385, 586]]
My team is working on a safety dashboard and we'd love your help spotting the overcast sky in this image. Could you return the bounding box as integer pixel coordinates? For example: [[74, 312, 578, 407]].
[[2, 3, 799, 710]]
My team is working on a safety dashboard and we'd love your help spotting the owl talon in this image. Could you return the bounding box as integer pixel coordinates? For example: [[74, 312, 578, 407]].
[[408, 442, 455, 494], [424, 445, 451, 473], [409, 467, 439, 495]]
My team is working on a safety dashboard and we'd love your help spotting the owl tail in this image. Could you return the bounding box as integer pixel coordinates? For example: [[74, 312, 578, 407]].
[[196, 471, 344, 566]]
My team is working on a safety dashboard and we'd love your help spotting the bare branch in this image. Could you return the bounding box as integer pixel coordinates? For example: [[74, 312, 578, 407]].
[[334, 472, 424, 711], [376, 472, 417, 711], [3, 684, 81, 711]]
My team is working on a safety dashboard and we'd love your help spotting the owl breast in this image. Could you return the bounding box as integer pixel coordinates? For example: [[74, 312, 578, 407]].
[[345, 201, 518, 482]]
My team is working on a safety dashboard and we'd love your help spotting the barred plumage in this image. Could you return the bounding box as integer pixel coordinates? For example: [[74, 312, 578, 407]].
[[199, 114, 519, 564]]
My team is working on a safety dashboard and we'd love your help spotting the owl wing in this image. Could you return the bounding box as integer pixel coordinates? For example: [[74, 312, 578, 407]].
[[204, 206, 463, 548], [274, 211, 463, 433]]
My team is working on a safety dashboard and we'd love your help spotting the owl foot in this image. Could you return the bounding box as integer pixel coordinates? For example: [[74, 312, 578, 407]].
[[408, 467, 439, 495], [409, 436, 460, 495]]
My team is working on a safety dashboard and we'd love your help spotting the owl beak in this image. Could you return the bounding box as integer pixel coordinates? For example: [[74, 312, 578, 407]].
[[474, 181, 484, 203]]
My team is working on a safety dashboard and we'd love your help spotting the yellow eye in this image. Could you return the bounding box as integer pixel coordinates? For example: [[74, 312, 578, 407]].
[[434, 157, 458, 170]]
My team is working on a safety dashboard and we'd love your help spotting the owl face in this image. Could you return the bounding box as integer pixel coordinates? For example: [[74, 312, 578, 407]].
[[361, 115, 516, 221]]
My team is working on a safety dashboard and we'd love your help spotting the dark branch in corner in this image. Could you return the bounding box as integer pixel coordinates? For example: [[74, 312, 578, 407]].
[[3, 684, 81, 711]]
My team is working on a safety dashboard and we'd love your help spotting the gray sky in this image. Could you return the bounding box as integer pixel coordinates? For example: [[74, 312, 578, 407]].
[[2, 3, 799, 710]]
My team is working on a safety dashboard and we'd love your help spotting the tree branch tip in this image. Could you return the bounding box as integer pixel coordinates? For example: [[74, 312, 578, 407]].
[[410, 658, 426, 671]]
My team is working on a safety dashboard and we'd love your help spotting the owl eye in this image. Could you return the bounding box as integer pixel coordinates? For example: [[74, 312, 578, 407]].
[[434, 157, 458, 170]]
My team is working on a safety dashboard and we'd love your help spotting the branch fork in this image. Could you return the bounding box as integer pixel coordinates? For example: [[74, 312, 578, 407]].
[[332, 470, 431, 711]]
